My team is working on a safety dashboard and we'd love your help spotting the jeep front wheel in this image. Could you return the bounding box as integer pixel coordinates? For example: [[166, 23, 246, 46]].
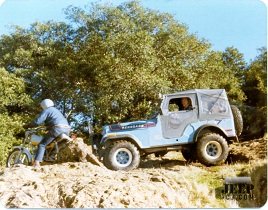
[[196, 133, 228, 166], [103, 141, 140, 171]]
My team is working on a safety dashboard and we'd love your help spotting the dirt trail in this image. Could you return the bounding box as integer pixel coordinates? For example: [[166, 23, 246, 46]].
[[0, 137, 266, 208], [228, 136, 267, 162], [0, 162, 236, 208]]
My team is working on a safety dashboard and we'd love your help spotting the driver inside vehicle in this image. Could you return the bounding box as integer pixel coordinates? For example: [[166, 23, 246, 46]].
[[181, 97, 193, 110]]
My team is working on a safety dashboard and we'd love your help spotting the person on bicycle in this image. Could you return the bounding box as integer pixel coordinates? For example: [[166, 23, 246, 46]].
[[25, 99, 70, 168]]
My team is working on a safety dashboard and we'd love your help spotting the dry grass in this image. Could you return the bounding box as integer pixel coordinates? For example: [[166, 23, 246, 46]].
[[147, 150, 266, 208]]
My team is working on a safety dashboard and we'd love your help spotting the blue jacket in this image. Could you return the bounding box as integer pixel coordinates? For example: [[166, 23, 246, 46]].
[[34, 107, 69, 127], [33, 107, 70, 137]]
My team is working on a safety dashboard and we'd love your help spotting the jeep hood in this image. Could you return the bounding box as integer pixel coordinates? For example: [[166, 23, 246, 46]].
[[103, 120, 156, 134]]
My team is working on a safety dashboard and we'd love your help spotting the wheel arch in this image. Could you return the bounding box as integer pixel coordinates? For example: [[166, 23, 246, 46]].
[[194, 125, 230, 142], [102, 136, 142, 150]]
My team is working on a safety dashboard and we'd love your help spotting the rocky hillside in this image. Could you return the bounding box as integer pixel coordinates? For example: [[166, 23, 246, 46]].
[[228, 136, 267, 162], [0, 137, 266, 208]]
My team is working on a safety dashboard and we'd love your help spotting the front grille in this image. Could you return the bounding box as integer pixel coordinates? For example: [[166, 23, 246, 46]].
[[122, 124, 145, 129], [109, 122, 156, 131]]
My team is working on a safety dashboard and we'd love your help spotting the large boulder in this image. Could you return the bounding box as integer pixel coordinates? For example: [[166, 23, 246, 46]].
[[57, 138, 103, 167]]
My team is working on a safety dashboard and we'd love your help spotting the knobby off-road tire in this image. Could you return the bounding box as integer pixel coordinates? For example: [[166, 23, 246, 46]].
[[196, 133, 229, 166], [103, 140, 140, 171], [230, 105, 243, 136], [6, 148, 30, 167]]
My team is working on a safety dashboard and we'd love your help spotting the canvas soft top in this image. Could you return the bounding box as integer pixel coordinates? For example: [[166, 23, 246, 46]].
[[164, 89, 227, 97]]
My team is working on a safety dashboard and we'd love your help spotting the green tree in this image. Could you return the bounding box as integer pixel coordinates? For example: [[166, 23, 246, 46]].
[[244, 48, 267, 107], [64, 1, 244, 127], [0, 68, 32, 165], [222, 47, 247, 85], [0, 1, 244, 131], [242, 48, 267, 137], [0, 22, 92, 128]]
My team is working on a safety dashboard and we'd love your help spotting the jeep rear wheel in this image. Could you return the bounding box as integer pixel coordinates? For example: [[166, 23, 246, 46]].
[[103, 141, 140, 171], [196, 133, 228, 166]]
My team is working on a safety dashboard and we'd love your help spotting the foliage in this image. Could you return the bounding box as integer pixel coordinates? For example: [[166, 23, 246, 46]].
[[242, 48, 267, 137], [243, 48, 267, 107], [222, 47, 247, 85], [0, 68, 32, 165], [0, 1, 245, 131]]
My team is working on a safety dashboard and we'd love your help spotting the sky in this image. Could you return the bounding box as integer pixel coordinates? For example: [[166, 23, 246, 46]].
[[0, 0, 267, 63]]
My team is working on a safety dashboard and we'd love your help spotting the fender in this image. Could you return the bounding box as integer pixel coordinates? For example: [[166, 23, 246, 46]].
[[13, 146, 33, 162], [100, 133, 142, 149], [193, 124, 228, 142]]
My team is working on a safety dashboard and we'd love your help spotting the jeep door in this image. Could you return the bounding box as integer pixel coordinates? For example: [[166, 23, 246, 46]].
[[160, 94, 198, 139]]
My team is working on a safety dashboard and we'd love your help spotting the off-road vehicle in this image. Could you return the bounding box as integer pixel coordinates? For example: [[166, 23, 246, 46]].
[[93, 89, 243, 171]]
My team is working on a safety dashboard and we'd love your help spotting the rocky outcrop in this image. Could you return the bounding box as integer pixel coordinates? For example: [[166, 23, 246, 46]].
[[0, 137, 266, 208], [0, 161, 239, 208], [57, 138, 103, 167]]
